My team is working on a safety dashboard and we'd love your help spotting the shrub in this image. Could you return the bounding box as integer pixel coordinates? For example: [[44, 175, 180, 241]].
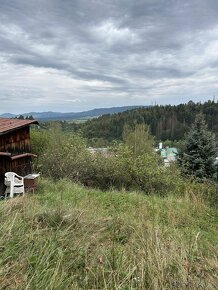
[[32, 124, 183, 195], [115, 143, 182, 195], [34, 125, 92, 182]]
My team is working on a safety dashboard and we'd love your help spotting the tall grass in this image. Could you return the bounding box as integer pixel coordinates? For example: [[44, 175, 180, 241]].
[[0, 178, 217, 289]]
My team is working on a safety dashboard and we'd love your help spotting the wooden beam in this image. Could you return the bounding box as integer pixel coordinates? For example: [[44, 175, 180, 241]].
[[10, 153, 37, 160], [0, 152, 11, 156]]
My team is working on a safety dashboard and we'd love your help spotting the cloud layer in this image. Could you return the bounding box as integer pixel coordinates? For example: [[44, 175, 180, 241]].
[[0, 0, 218, 113]]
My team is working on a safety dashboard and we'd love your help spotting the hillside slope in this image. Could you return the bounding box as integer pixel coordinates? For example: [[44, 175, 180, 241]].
[[0, 179, 217, 289], [79, 100, 218, 142]]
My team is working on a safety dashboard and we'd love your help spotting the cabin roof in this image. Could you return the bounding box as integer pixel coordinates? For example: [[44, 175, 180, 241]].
[[0, 118, 38, 135]]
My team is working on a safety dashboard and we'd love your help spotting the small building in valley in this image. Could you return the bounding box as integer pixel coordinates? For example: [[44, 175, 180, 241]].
[[0, 118, 38, 194], [160, 147, 178, 166]]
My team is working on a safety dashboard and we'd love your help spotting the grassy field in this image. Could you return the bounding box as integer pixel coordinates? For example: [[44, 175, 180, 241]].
[[0, 179, 217, 289]]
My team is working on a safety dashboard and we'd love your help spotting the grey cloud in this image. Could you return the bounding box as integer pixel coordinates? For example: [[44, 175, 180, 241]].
[[11, 54, 127, 85], [127, 66, 195, 79], [0, 0, 218, 113], [11, 55, 68, 71]]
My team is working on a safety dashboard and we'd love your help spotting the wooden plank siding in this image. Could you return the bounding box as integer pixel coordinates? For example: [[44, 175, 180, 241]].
[[0, 127, 31, 154], [0, 124, 36, 195], [0, 156, 32, 176]]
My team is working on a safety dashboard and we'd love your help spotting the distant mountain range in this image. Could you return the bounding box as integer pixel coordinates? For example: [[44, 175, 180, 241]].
[[0, 106, 145, 121], [0, 113, 16, 118]]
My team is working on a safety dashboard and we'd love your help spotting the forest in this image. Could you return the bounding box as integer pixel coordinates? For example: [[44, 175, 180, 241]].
[[59, 100, 218, 146]]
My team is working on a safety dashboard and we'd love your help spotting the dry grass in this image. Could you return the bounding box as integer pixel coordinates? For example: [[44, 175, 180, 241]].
[[0, 178, 217, 289]]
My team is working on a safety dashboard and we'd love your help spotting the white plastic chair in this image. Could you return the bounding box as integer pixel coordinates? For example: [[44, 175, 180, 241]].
[[4, 172, 25, 198]]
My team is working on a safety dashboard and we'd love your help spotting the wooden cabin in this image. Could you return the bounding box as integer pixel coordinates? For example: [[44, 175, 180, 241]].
[[0, 118, 38, 195]]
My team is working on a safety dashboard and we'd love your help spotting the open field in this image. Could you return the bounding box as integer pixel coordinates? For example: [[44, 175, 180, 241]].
[[0, 179, 217, 289]]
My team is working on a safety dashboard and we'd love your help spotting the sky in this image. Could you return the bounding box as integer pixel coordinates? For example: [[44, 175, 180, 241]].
[[0, 0, 218, 113]]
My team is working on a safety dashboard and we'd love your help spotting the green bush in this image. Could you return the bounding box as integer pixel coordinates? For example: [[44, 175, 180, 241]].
[[114, 143, 183, 195], [32, 124, 183, 195], [33, 125, 92, 182]]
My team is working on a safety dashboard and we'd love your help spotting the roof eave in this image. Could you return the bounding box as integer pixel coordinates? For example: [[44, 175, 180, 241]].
[[0, 120, 39, 136]]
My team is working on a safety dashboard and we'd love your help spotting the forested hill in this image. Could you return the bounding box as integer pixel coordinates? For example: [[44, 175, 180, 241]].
[[0, 106, 144, 121], [77, 100, 218, 142]]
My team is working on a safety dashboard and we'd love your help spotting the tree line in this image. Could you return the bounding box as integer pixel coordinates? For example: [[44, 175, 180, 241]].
[[66, 100, 218, 145]]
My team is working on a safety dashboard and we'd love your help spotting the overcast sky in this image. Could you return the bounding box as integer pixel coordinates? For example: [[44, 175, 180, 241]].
[[0, 0, 218, 113]]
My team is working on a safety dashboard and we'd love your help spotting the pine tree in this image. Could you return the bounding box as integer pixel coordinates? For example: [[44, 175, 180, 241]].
[[178, 114, 217, 180]]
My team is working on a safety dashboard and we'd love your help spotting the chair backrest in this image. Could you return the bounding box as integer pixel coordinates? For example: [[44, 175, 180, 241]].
[[5, 172, 24, 185], [5, 172, 16, 182]]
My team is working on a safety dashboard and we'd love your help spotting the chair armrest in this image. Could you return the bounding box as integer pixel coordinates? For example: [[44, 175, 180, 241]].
[[14, 174, 24, 181], [14, 174, 24, 185]]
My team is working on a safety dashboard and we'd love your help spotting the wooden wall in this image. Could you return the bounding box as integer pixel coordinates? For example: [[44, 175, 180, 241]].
[[0, 127, 30, 154], [0, 126, 33, 195], [0, 156, 32, 176]]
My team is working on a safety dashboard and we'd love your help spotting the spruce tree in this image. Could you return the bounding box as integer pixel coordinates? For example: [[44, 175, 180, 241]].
[[178, 114, 217, 180]]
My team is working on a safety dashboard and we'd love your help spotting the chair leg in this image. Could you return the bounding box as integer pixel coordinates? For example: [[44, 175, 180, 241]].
[[10, 185, 14, 198], [4, 188, 8, 199]]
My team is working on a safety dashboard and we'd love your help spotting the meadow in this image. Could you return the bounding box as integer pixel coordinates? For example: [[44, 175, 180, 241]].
[[0, 178, 217, 289]]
